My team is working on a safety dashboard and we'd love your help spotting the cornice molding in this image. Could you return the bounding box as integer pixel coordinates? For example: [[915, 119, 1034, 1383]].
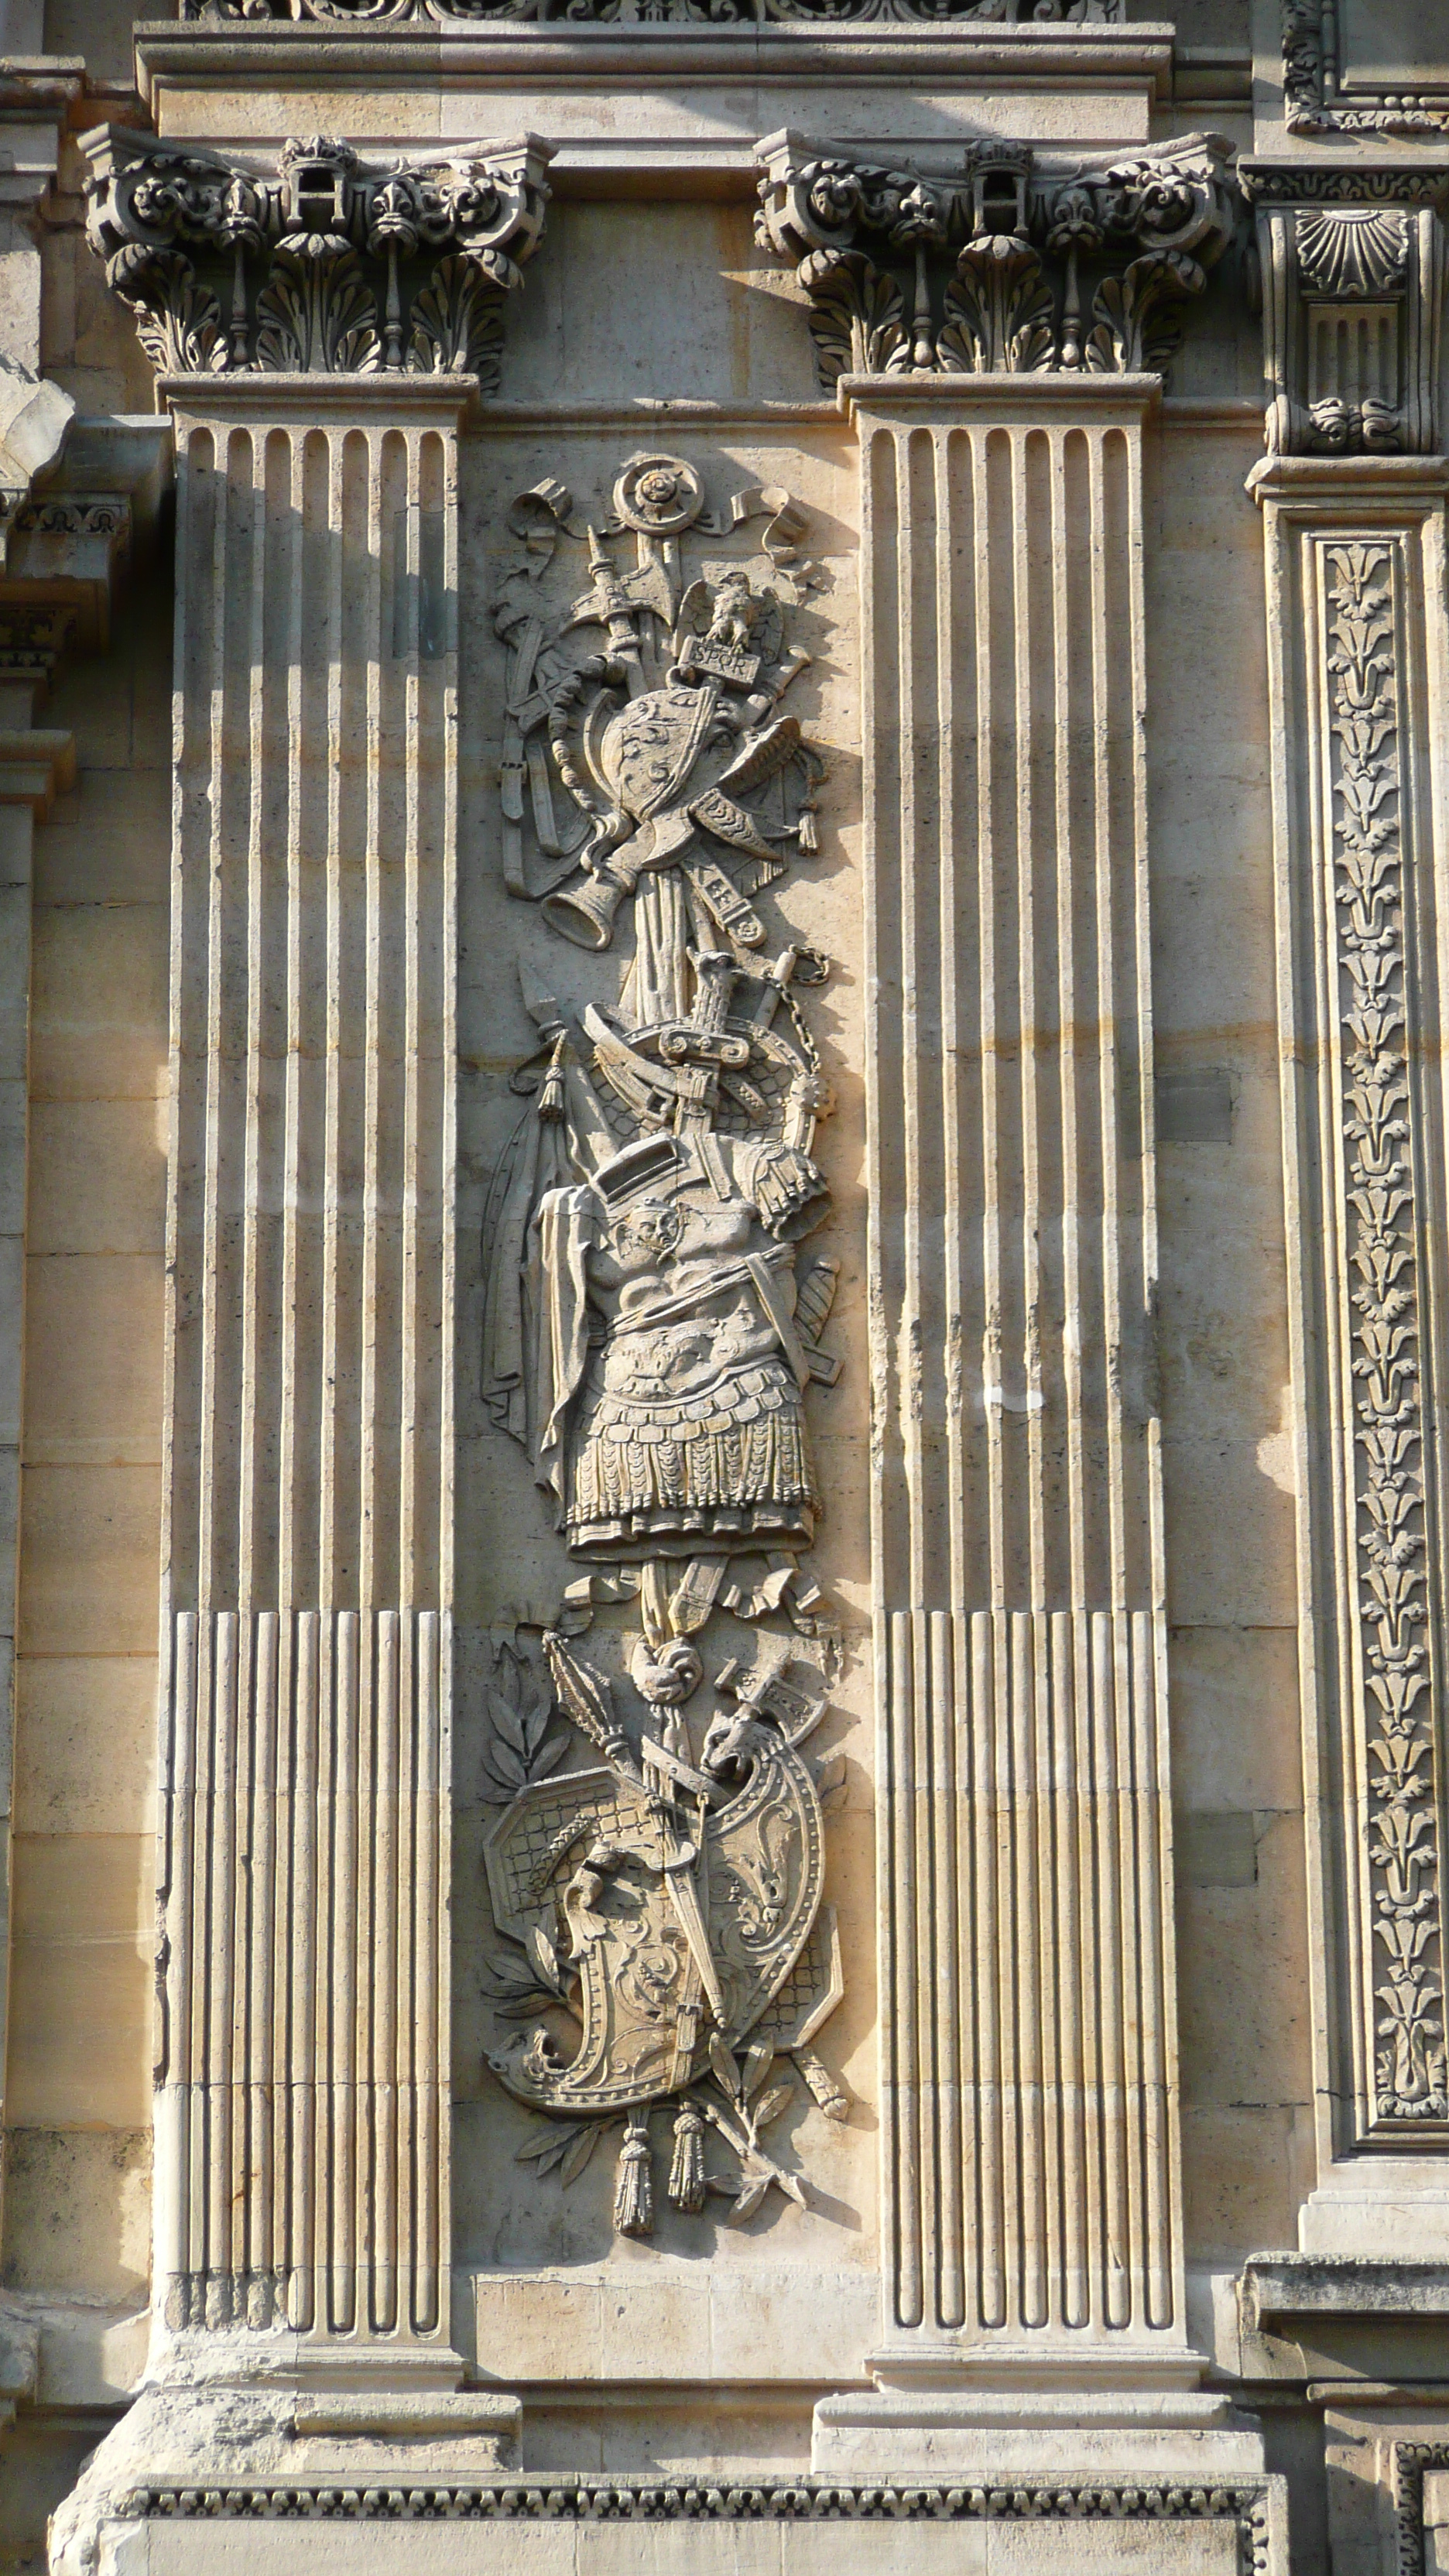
[[116, 2472, 1276, 2551], [1241, 159, 1449, 208], [1247, 453, 1449, 505], [837, 365, 1161, 422], [155, 367, 482, 423], [133, 19, 1176, 99]]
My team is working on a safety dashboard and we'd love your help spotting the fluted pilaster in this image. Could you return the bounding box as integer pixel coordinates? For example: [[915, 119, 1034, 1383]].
[[155, 377, 466, 2348], [846, 374, 1188, 2369]]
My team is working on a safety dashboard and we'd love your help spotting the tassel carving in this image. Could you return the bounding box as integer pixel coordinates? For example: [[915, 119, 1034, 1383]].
[[668, 2104, 707, 2214], [614, 2111, 654, 2237]]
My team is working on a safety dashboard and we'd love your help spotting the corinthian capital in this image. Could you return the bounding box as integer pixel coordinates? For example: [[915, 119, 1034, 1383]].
[[755, 128, 1237, 389], [82, 127, 552, 389]]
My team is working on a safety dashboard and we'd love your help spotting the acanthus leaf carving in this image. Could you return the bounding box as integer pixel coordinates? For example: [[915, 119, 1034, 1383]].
[[108, 244, 228, 378], [409, 250, 505, 375], [252, 238, 381, 373], [479, 452, 849, 2236], [938, 231, 1055, 375], [796, 248, 910, 386], [83, 126, 551, 385], [755, 130, 1235, 388], [1083, 248, 1205, 375]]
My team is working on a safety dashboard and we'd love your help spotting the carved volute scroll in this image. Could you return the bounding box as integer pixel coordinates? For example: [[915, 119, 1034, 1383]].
[[1244, 163, 1447, 456], [755, 131, 1236, 391], [478, 454, 851, 2236], [83, 128, 552, 391]]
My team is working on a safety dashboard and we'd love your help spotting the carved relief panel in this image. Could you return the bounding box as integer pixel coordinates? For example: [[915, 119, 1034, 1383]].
[[1245, 165, 1447, 457], [458, 437, 869, 2255], [1252, 459, 1449, 2159]]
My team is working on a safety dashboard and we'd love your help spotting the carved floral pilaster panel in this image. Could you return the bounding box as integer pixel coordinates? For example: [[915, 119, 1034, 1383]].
[[1319, 533, 1447, 2129], [478, 453, 850, 2237], [1255, 454, 1449, 2163]]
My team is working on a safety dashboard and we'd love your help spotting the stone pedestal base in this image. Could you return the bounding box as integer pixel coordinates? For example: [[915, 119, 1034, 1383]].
[[47, 2353, 512, 2576]]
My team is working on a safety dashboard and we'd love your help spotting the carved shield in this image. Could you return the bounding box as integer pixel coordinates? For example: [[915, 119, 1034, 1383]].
[[485, 1736, 826, 2117], [597, 686, 717, 824]]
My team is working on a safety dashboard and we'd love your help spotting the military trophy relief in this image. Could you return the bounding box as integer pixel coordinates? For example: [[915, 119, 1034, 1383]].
[[479, 450, 852, 2241]]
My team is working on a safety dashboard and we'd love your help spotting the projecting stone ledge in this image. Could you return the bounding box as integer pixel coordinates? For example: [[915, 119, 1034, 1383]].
[[1239, 2252, 1449, 2378]]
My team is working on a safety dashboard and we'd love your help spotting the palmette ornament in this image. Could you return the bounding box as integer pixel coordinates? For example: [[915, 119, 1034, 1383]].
[[481, 456, 849, 2232]]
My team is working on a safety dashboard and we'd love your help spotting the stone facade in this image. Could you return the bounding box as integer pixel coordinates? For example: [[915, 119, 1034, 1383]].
[[0, 1, 1444, 2571]]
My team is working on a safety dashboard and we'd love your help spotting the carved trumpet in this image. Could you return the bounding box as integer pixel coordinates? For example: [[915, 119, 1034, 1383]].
[[541, 807, 696, 951]]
